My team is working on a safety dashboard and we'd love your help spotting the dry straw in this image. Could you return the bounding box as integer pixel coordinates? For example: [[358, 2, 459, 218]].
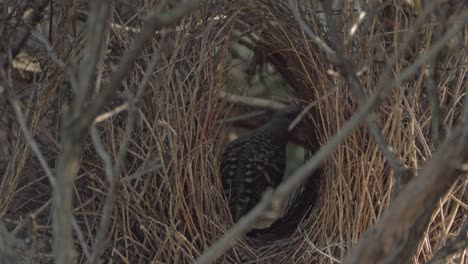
[[0, 0, 466, 263]]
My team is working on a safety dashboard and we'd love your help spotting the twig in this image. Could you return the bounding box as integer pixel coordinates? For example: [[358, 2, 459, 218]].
[[82, 0, 205, 127], [287, 0, 336, 61], [0, 221, 27, 263], [195, 9, 467, 263], [89, 36, 168, 263], [88, 125, 117, 264], [0, 70, 56, 187], [52, 1, 112, 262], [321, 0, 412, 182], [425, 2, 451, 146], [0, 0, 49, 69], [344, 117, 468, 263], [427, 217, 468, 264], [72, 218, 91, 261], [12, 199, 52, 236], [94, 103, 129, 124], [194, 189, 273, 264], [52, 1, 203, 262], [289, 86, 339, 131], [219, 91, 287, 111], [74, 0, 111, 110], [299, 227, 342, 264], [122, 161, 163, 182]]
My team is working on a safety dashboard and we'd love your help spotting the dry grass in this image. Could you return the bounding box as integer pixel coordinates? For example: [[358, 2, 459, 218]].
[[0, 0, 466, 263]]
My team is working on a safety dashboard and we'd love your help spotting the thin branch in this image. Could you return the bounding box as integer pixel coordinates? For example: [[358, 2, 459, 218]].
[[0, 221, 27, 263], [320, 0, 421, 182], [89, 38, 167, 263], [122, 161, 162, 182], [0, 70, 56, 187], [74, 0, 111, 110], [427, 217, 468, 264], [88, 125, 117, 264], [52, 1, 203, 262], [72, 218, 91, 261], [52, 1, 112, 262], [0, 0, 49, 69], [344, 117, 468, 263], [94, 103, 129, 124], [82, 0, 205, 128], [289, 86, 339, 131], [195, 9, 467, 263], [287, 0, 336, 61], [32, 31, 79, 89], [425, 2, 452, 146], [12, 199, 52, 236], [194, 190, 274, 264], [219, 91, 287, 111]]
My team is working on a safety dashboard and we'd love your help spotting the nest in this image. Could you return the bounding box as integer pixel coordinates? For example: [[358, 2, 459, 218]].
[[0, 0, 466, 263]]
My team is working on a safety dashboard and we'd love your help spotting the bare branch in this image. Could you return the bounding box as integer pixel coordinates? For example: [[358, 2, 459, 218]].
[[320, 0, 427, 183], [51, 1, 113, 261], [344, 117, 468, 263], [89, 38, 167, 262], [94, 103, 129, 124], [0, 220, 26, 263], [0, 0, 49, 69], [289, 86, 339, 131], [287, 0, 336, 60], [195, 8, 467, 263], [219, 91, 287, 111], [197, 75, 384, 263], [83, 0, 205, 127], [74, 0, 111, 110], [194, 190, 274, 264], [72, 218, 91, 261], [0, 70, 56, 187], [428, 218, 468, 264], [88, 125, 117, 264], [52, 1, 203, 262]]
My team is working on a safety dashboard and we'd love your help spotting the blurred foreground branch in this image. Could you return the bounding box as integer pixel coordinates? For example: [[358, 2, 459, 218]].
[[427, 218, 468, 264], [195, 6, 467, 263], [51, 1, 204, 263], [344, 107, 468, 263]]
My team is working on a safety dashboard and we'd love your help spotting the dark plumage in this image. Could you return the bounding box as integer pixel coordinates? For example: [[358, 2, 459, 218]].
[[220, 104, 300, 223]]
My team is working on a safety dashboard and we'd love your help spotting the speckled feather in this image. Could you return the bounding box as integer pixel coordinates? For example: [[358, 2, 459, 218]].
[[220, 104, 299, 221]]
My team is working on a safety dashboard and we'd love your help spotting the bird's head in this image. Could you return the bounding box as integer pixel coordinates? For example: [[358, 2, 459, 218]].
[[257, 103, 301, 144], [271, 103, 300, 121]]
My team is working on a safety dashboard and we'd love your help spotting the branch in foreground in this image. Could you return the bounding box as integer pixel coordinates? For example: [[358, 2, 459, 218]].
[[52, 2, 111, 262], [320, 0, 440, 186], [219, 91, 287, 111], [196, 59, 396, 264], [1, 70, 56, 187], [0, 221, 26, 263], [51, 1, 204, 263], [344, 119, 468, 263], [427, 218, 468, 264], [195, 11, 466, 263], [194, 190, 273, 264], [0, 0, 49, 69], [83, 0, 205, 127], [89, 39, 167, 263]]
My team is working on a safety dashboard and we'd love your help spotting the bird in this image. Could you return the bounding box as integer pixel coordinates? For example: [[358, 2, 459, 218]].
[[220, 104, 300, 227]]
